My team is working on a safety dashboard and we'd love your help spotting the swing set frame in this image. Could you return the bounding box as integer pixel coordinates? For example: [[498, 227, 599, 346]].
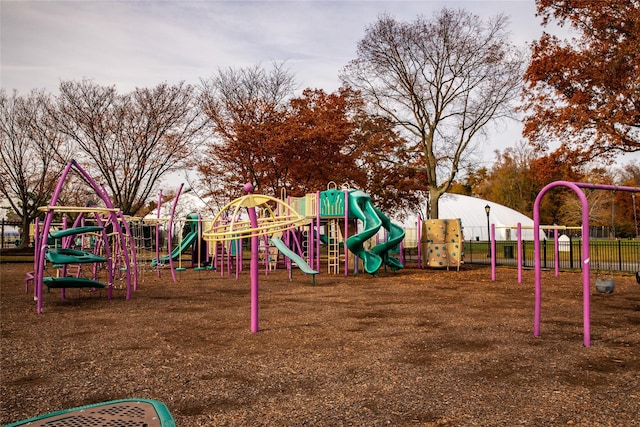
[[533, 180, 640, 347]]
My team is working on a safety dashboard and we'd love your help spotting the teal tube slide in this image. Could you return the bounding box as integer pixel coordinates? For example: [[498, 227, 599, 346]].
[[346, 190, 405, 274], [152, 213, 199, 267], [152, 230, 198, 266], [371, 206, 405, 271], [270, 237, 318, 275]]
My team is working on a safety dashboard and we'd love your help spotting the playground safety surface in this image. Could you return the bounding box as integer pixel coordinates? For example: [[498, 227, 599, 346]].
[[1, 263, 639, 426]]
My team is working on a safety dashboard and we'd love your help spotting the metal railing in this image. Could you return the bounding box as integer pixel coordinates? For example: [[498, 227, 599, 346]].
[[463, 238, 640, 272]]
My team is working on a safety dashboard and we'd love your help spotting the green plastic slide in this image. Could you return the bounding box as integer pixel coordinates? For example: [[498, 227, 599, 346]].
[[345, 190, 405, 274], [270, 237, 318, 275], [371, 206, 405, 271], [151, 230, 197, 267], [346, 190, 384, 274]]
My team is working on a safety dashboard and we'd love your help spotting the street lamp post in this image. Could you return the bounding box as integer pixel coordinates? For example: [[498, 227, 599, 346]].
[[485, 204, 491, 258]]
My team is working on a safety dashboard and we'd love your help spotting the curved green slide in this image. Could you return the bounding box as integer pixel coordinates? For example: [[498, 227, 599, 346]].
[[371, 206, 405, 271], [152, 214, 199, 267], [346, 190, 383, 274], [270, 237, 318, 275], [346, 190, 405, 274]]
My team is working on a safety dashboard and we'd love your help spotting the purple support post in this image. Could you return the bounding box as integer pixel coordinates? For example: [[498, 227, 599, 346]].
[[60, 217, 68, 300], [37, 160, 75, 313], [244, 183, 260, 333], [156, 190, 162, 279], [491, 224, 496, 282], [306, 197, 314, 270], [344, 189, 349, 277], [316, 191, 321, 272], [32, 218, 40, 297], [554, 228, 560, 277], [517, 223, 522, 284], [167, 184, 184, 283], [417, 217, 422, 269], [236, 238, 242, 279], [227, 240, 231, 277]]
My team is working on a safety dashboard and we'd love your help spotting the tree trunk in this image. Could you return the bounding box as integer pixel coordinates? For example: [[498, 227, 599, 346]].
[[429, 188, 445, 219], [18, 216, 31, 250]]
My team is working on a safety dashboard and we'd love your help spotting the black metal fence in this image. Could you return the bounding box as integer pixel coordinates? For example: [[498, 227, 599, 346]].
[[464, 238, 640, 272], [1, 220, 22, 249]]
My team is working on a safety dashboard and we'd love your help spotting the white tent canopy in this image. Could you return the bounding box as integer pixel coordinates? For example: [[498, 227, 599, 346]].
[[436, 193, 543, 241], [145, 190, 217, 221]]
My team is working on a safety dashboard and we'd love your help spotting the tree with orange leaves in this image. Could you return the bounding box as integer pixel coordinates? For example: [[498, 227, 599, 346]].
[[523, 0, 640, 163], [198, 64, 416, 215]]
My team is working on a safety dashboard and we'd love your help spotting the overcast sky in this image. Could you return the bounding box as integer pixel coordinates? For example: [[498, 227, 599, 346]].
[[1, 0, 548, 164], [1, 0, 543, 92]]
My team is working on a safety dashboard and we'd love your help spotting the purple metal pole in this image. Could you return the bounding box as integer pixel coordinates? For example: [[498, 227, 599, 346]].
[[37, 161, 74, 313], [167, 184, 184, 283], [236, 238, 241, 280], [60, 217, 68, 300], [156, 190, 162, 279], [517, 223, 522, 284], [417, 217, 422, 269], [245, 183, 260, 333], [554, 228, 560, 277], [491, 223, 496, 281], [344, 189, 349, 277], [316, 192, 321, 272], [32, 218, 40, 297]]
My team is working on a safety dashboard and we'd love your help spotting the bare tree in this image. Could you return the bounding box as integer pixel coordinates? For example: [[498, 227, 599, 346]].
[[198, 62, 297, 197], [340, 9, 525, 218], [0, 90, 69, 248], [53, 80, 207, 215]]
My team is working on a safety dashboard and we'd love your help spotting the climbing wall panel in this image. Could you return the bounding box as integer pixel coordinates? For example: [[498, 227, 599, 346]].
[[422, 219, 464, 270]]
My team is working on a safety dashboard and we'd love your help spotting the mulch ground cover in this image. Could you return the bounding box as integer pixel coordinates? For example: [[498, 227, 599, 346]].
[[1, 262, 639, 426]]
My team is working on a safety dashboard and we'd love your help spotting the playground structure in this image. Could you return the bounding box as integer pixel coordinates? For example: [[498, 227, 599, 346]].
[[27, 162, 410, 319], [279, 184, 406, 276], [174, 182, 410, 280], [30, 160, 136, 314], [201, 183, 408, 332], [532, 181, 640, 347], [203, 183, 316, 333]]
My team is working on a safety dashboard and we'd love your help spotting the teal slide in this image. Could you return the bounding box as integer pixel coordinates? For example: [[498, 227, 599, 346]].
[[345, 190, 405, 274], [152, 214, 200, 267], [371, 206, 405, 271], [270, 237, 318, 275], [152, 230, 198, 266]]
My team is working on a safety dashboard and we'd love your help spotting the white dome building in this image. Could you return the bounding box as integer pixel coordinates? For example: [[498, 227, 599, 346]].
[[437, 193, 542, 241]]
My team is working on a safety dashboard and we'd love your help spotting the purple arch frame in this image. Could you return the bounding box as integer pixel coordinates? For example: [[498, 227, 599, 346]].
[[533, 180, 639, 346], [35, 160, 134, 313]]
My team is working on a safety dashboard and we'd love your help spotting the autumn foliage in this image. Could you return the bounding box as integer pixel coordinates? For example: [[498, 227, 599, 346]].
[[198, 83, 415, 214], [523, 0, 640, 162]]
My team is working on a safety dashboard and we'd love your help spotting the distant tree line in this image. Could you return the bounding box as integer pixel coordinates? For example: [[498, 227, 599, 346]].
[[1, 2, 639, 248]]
